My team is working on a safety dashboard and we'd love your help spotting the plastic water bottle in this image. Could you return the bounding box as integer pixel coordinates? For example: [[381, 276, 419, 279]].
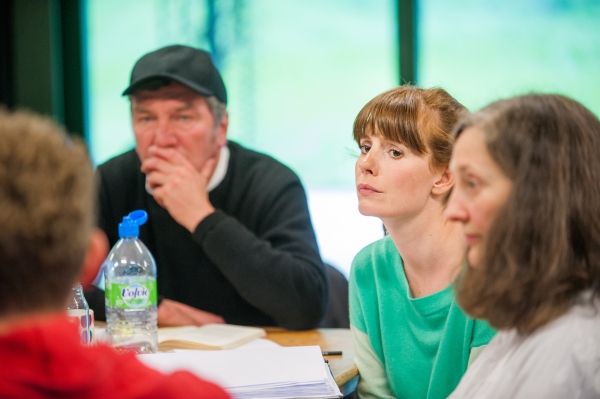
[[67, 283, 93, 345], [104, 210, 158, 354]]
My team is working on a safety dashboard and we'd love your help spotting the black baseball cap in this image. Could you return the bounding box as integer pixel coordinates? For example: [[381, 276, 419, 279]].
[[122, 45, 227, 104]]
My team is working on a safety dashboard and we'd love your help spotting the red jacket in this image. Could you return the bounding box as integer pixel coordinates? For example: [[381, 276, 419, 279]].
[[0, 316, 230, 399]]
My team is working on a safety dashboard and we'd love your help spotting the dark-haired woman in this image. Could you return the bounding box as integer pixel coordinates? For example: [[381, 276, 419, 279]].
[[349, 86, 496, 399], [446, 94, 600, 398]]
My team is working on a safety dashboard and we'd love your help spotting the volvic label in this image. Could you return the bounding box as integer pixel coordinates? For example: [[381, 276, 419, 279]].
[[107, 280, 157, 309]]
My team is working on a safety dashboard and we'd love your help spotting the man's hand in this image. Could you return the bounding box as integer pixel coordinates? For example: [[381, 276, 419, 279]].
[[157, 298, 225, 326], [141, 146, 217, 232]]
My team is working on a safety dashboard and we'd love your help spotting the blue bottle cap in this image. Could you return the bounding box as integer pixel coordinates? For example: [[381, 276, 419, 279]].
[[118, 210, 148, 238]]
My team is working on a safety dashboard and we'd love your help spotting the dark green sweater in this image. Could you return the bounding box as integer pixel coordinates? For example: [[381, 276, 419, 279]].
[[86, 141, 327, 330]]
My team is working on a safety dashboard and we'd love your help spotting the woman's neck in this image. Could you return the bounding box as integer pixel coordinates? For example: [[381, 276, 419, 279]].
[[383, 203, 466, 299]]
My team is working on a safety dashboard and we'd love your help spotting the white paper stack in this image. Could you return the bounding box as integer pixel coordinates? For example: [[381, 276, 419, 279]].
[[137, 345, 342, 399]]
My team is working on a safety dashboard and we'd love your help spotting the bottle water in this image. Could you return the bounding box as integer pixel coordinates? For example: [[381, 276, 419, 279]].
[[105, 210, 158, 354], [67, 283, 92, 345]]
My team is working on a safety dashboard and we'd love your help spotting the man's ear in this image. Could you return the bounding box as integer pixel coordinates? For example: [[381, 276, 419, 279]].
[[79, 228, 109, 289], [215, 111, 229, 148], [431, 167, 454, 196]]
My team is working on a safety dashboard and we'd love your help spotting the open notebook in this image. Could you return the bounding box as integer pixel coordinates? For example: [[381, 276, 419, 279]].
[[157, 324, 266, 351]]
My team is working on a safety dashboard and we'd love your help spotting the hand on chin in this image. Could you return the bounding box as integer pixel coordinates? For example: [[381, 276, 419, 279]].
[[141, 152, 215, 232]]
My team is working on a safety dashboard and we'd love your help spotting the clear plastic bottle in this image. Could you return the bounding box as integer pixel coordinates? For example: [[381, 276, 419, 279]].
[[104, 210, 158, 354], [67, 283, 92, 345]]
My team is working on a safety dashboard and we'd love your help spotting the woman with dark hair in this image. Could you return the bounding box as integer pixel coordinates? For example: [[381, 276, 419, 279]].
[[349, 86, 496, 399], [446, 94, 600, 398]]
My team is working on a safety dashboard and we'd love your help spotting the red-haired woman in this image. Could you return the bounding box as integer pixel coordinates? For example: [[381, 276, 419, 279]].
[[350, 86, 496, 398]]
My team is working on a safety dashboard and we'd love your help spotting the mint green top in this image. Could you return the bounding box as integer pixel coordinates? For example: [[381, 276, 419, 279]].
[[349, 236, 496, 399]]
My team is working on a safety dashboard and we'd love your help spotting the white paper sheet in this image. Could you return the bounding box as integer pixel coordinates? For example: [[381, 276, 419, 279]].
[[137, 345, 342, 399]]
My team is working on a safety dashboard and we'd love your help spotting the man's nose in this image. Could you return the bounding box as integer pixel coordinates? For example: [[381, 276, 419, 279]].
[[154, 120, 177, 147]]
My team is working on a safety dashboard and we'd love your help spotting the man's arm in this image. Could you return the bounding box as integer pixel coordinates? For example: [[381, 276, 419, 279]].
[[94, 148, 327, 329], [142, 146, 327, 330], [193, 180, 328, 330]]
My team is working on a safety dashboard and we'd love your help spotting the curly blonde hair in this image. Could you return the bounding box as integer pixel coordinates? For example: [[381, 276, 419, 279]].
[[0, 110, 95, 315]]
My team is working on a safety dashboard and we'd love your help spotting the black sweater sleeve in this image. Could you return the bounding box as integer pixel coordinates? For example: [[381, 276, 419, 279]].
[[194, 180, 328, 330]]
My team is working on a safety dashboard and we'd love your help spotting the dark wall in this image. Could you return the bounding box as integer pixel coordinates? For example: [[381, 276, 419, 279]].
[[0, 1, 14, 109], [0, 0, 85, 137]]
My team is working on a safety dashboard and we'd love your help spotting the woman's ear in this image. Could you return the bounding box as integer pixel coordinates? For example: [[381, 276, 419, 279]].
[[79, 228, 109, 289], [432, 167, 454, 196]]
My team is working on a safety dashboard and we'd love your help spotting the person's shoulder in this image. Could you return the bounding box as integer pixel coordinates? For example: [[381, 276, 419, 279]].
[[557, 297, 600, 349], [490, 301, 600, 397], [353, 235, 395, 264], [540, 297, 600, 341], [512, 298, 600, 366], [349, 236, 399, 329], [351, 235, 396, 278], [97, 149, 140, 177]]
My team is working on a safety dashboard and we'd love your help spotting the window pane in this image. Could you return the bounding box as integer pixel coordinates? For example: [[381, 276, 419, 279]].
[[418, 0, 600, 117], [85, 0, 397, 274]]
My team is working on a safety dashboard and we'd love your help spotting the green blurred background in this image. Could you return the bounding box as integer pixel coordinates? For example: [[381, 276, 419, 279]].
[[4, 0, 599, 275], [86, 0, 397, 189], [84, 0, 600, 274], [418, 0, 600, 116]]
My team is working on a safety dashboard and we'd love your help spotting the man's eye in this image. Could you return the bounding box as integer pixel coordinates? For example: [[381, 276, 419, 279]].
[[390, 150, 402, 157], [360, 145, 371, 153], [178, 115, 191, 121]]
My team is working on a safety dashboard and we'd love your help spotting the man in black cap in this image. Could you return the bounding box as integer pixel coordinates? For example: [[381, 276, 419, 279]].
[[86, 45, 327, 330]]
